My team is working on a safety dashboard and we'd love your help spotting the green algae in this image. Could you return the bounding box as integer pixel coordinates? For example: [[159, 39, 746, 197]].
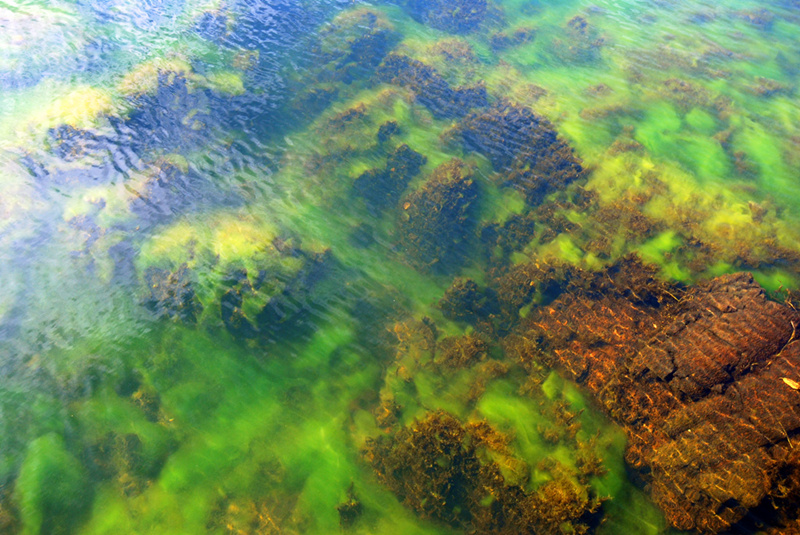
[[14, 434, 91, 535]]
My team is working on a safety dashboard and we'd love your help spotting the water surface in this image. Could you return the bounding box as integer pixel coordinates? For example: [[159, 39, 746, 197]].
[[1, 0, 799, 533]]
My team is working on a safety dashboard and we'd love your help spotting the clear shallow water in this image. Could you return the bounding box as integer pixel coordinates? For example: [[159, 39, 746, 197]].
[[0, 0, 799, 533]]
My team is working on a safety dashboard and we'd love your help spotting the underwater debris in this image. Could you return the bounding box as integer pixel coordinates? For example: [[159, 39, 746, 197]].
[[142, 263, 202, 324], [517, 258, 800, 532], [365, 410, 604, 534], [456, 101, 586, 205], [404, 0, 489, 34], [396, 159, 479, 273], [377, 54, 488, 119], [352, 143, 427, 213]]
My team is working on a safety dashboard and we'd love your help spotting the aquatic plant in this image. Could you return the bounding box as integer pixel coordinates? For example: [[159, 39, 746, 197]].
[[14, 434, 92, 535], [365, 410, 604, 534]]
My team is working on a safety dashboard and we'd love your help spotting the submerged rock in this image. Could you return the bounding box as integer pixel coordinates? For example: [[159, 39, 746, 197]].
[[14, 433, 92, 535], [517, 259, 800, 532], [397, 159, 479, 273], [456, 101, 586, 205], [365, 410, 603, 534], [315, 8, 398, 85], [438, 277, 498, 324], [336, 484, 363, 529], [377, 54, 488, 119], [352, 143, 427, 213], [404, 0, 489, 34], [142, 263, 202, 324], [552, 15, 605, 63]]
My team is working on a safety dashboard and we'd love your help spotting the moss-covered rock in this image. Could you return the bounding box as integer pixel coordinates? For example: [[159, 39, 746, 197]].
[[456, 101, 586, 205], [365, 410, 603, 534], [405, 0, 489, 34], [142, 263, 202, 324], [377, 54, 488, 119], [316, 9, 398, 85], [397, 159, 480, 273], [352, 143, 427, 213]]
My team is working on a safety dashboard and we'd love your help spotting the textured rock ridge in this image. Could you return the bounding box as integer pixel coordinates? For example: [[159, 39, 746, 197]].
[[517, 265, 800, 532]]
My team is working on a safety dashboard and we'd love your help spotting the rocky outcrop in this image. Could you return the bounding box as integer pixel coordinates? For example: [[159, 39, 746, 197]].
[[516, 262, 800, 532]]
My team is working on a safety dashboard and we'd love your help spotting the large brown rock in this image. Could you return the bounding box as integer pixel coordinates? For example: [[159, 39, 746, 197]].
[[517, 263, 800, 532]]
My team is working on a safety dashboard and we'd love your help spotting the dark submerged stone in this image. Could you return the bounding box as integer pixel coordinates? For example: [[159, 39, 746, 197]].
[[438, 277, 499, 325], [405, 0, 489, 34], [377, 54, 488, 119], [352, 143, 427, 213], [336, 484, 363, 529], [376, 120, 400, 144], [396, 159, 479, 273], [315, 9, 398, 85], [142, 263, 202, 324], [456, 100, 586, 205]]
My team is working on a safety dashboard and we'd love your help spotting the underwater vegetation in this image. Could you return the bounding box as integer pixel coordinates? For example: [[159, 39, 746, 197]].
[[1, 0, 800, 534], [366, 410, 604, 534]]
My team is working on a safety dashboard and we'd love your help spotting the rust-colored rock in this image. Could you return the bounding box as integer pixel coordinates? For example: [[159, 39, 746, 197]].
[[516, 260, 800, 532]]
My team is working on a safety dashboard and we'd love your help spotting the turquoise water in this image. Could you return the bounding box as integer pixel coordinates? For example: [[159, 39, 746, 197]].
[[0, 0, 799, 533]]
